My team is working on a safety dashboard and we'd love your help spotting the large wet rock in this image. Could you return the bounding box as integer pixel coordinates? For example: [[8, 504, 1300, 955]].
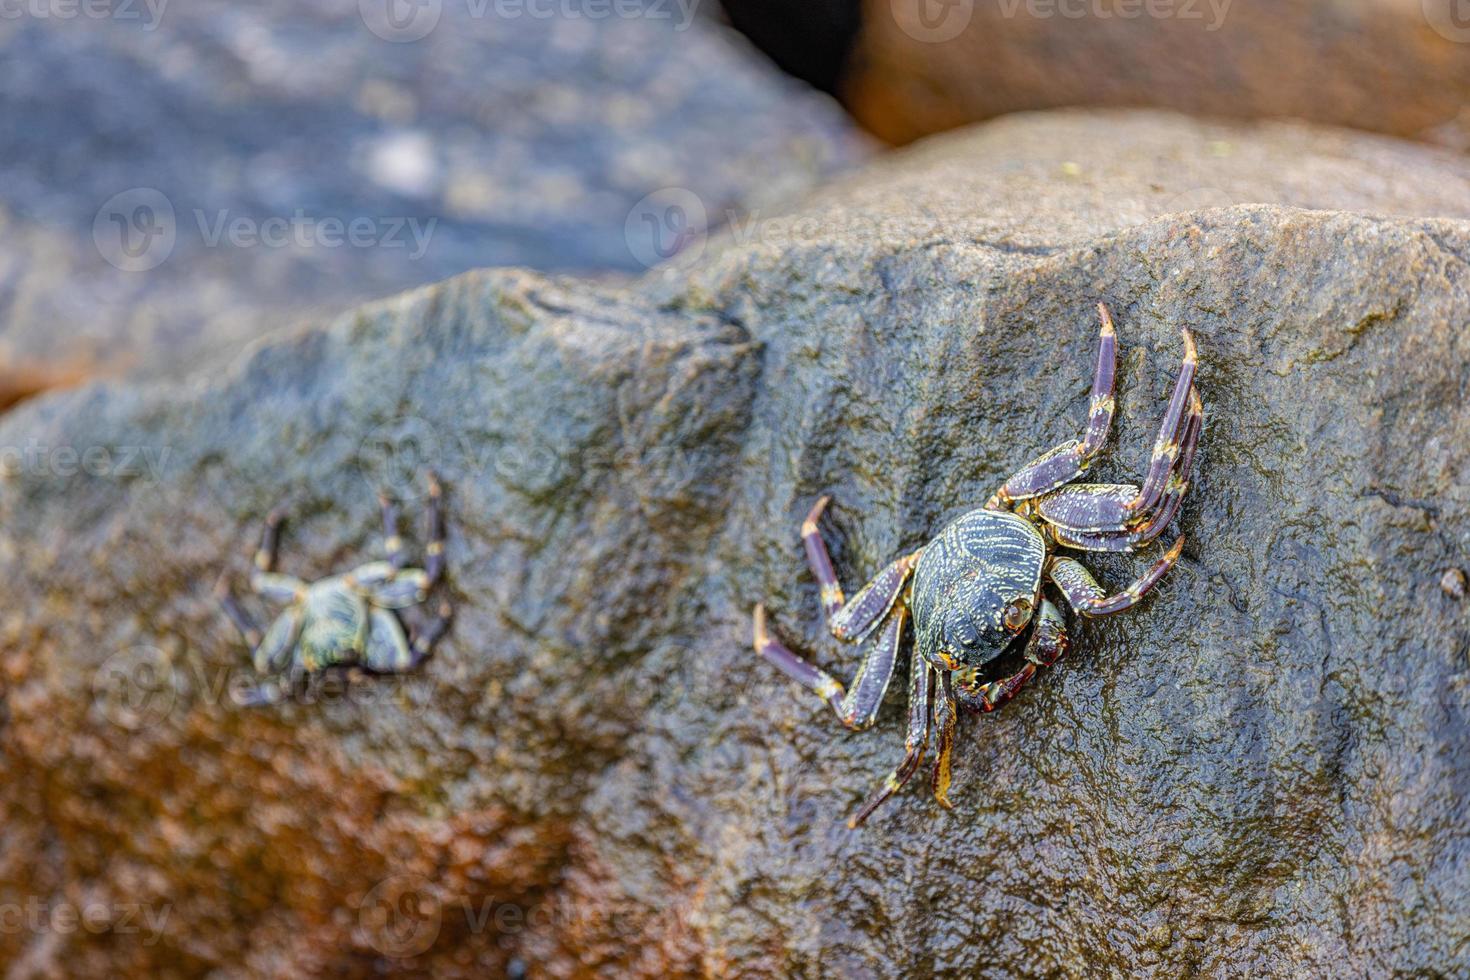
[[847, 0, 1470, 147], [4, 109, 1470, 975], [0, 0, 864, 385]]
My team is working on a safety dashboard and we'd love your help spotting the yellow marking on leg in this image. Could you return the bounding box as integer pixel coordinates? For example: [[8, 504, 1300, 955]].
[[426, 541, 445, 556], [816, 676, 843, 701], [384, 535, 403, 553], [1097, 302, 1116, 336], [801, 519, 819, 538], [819, 583, 845, 607], [752, 604, 769, 652]]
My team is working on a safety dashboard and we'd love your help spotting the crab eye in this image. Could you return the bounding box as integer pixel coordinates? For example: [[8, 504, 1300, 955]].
[[1003, 598, 1033, 632]]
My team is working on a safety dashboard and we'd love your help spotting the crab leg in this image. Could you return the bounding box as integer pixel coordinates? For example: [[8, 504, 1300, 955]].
[[1128, 330, 1197, 515], [254, 507, 285, 573], [379, 492, 407, 570], [1034, 385, 1201, 539], [752, 603, 907, 731], [986, 303, 1119, 508], [952, 599, 1069, 712], [216, 507, 296, 649], [1050, 407, 1200, 551], [930, 671, 957, 808], [848, 655, 935, 828], [1047, 538, 1183, 617], [798, 495, 919, 643], [424, 470, 446, 588], [215, 580, 263, 650]]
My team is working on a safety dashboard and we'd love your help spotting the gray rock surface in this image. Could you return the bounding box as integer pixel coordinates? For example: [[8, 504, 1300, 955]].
[[0, 0, 864, 382], [4, 109, 1470, 975]]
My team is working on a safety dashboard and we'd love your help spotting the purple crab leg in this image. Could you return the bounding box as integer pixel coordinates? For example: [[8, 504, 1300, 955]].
[[215, 577, 263, 650], [987, 304, 1119, 508], [379, 492, 407, 570], [1127, 329, 1197, 516], [799, 495, 918, 643], [406, 601, 454, 668], [848, 655, 935, 828], [424, 470, 445, 587], [801, 496, 845, 618], [1047, 537, 1184, 617], [751, 603, 908, 731], [1034, 383, 1201, 539], [1047, 402, 1201, 551]]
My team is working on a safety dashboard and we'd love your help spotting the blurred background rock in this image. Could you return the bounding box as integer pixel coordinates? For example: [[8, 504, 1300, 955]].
[[0, 0, 867, 397]]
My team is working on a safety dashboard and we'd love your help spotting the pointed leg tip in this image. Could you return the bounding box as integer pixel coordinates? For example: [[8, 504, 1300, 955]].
[[1180, 327, 1198, 362], [751, 603, 768, 650], [845, 815, 863, 830], [807, 495, 832, 524], [1166, 535, 1185, 560], [1097, 303, 1116, 335]]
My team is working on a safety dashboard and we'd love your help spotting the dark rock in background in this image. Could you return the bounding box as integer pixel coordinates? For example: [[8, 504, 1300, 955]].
[[840, 0, 1470, 146], [717, 0, 861, 94], [0, 0, 865, 383], [4, 109, 1470, 975]]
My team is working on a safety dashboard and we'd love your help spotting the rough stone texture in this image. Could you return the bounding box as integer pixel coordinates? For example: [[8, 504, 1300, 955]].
[[5, 110, 1470, 975], [848, 0, 1470, 148], [0, 0, 864, 385]]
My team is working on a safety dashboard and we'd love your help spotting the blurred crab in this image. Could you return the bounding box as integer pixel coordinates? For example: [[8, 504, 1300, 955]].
[[753, 304, 1202, 826], [216, 472, 452, 706]]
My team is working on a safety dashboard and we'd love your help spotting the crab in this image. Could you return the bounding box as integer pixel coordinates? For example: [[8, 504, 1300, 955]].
[[752, 304, 1202, 827], [215, 472, 453, 707]]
